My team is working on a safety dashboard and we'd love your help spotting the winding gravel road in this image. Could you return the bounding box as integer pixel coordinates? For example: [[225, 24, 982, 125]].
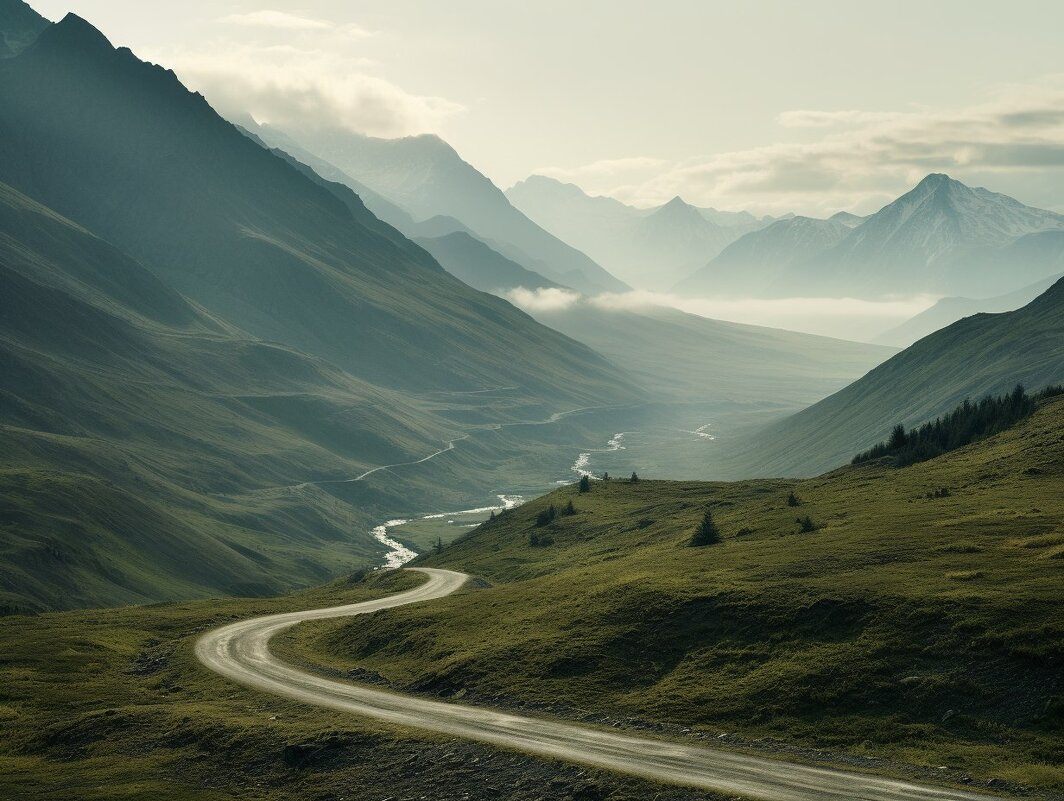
[[196, 568, 1006, 801]]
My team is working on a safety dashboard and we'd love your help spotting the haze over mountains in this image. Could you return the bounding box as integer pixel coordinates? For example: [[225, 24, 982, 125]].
[[1, 0, 1062, 615], [507, 175, 771, 290], [680, 174, 1064, 301], [0, 8, 650, 609], [246, 123, 628, 296], [732, 276, 1064, 476]]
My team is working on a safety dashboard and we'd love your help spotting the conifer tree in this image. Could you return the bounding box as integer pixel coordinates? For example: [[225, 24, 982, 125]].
[[579, 475, 591, 493], [688, 510, 721, 546]]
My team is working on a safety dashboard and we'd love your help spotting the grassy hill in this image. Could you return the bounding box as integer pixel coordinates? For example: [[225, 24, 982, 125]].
[[0, 180, 472, 611], [0, 570, 711, 801], [282, 396, 1064, 793], [731, 277, 1064, 476]]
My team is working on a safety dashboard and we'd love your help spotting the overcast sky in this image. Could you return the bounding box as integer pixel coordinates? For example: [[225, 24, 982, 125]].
[[30, 0, 1064, 216]]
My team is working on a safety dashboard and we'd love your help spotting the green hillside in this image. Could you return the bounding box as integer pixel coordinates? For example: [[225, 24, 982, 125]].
[[283, 396, 1064, 793], [0, 181, 467, 611], [731, 277, 1064, 476], [0, 13, 638, 407]]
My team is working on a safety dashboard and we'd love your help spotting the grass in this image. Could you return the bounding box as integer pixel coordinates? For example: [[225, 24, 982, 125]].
[[280, 396, 1064, 793], [0, 569, 718, 801]]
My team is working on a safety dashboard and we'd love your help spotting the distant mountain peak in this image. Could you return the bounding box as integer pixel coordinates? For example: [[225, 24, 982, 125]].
[[43, 12, 114, 53], [650, 195, 704, 224]]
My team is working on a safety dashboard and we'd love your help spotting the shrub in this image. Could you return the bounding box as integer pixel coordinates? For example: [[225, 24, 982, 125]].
[[797, 516, 817, 533], [787, 492, 801, 507], [689, 510, 721, 546], [578, 475, 591, 493]]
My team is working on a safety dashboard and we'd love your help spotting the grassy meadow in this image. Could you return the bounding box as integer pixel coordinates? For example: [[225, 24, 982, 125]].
[[281, 396, 1064, 793]]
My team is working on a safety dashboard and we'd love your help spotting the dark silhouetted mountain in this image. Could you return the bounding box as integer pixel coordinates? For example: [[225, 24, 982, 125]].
[[732, 277, 1064, 476], [676, 216, 852, 296], [0, 0, 47, 58], [415, 231, 560, 293], [268, 129, 628, 295], [0, 13, 637, 405]]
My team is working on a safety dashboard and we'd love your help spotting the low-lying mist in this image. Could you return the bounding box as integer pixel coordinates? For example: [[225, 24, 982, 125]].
[[504, 287, 936, 342]]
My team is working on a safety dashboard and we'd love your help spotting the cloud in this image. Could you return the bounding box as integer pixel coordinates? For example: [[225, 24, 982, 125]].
[[156, 43, 462, 137], [544, 77, 1064, 215], [586, 290, 935, 341], [504, 287, 582, 313], [220, 11, 333, 31], [500, 286, 931, 341]]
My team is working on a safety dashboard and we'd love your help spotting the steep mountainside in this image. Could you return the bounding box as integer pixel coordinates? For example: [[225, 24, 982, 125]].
[[797, 174, 1064, 298], [415, 231, 560, 293], [0, 0, 46, 58], [271, 129, 627, 295], [0, 181, 456, 611], [236, 121, 418, 234], [731, 277, 1064, 476], [675, 216, 852, 296], [875, 272, 1064, 346], [507, 175, 756, 290], [0, 13, 637, 406], [526, 302, 893, 405]]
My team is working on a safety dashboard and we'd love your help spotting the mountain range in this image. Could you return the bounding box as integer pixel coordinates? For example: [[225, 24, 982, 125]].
[[506, 175, 772, 289], [683, 174, 1064, 300], [676, 215, 853, 296], [0, 8, 651, 609], [247, 123, 628, 296]]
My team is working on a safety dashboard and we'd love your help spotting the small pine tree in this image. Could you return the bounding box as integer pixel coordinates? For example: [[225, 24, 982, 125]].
[[433, 537, 444, 555], [787, 492, 800, 507], [578, 475, 591, 493], [489, 510, 496, 521], [888, 424, 908, 450], [564, 499, 576, 516], [529, 532, 540, 547], [548, 503, 557, 521], [797, 516, 816, 533], [688, 510, 721, 546], [630, 472, 640, 483], [602, 472, 610, 481]]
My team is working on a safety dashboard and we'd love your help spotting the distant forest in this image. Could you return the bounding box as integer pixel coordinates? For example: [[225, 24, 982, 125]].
[[853, 384, 1064, 467]]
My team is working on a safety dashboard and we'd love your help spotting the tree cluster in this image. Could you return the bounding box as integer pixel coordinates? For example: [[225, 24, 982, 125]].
[[535, 504, 557, 527], [852, 385, 1062, 468]]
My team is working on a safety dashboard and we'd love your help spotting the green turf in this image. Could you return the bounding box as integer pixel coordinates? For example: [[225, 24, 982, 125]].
[[282, 396, 1064, 792]]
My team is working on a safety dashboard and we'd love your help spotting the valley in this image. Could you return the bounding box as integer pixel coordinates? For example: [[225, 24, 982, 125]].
[[1, 3, 1062, 800]]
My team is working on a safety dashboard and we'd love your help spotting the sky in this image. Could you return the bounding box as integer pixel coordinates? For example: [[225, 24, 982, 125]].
[[29, 0, 1064, 216]]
